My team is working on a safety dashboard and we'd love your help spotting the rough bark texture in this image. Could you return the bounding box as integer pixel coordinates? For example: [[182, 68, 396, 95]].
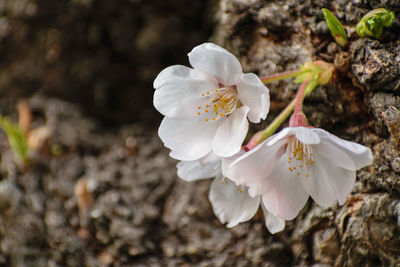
[[0, 0, 399, 266]]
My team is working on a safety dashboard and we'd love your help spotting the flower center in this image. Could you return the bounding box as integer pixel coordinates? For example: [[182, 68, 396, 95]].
[[287, 137, 314, 178], [197, 86, 238, 122]]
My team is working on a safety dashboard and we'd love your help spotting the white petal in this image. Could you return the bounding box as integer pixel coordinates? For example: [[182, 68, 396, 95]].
[[315, 142, 356, 171], [301, 150, 356, 207], [261, 155, 309, 220], [198, 152, 220, 165], [294, 127, 320, 145], [236, 73, 270, 123], [212, 106, 249, 157], [314, 128, 373, 170], [224, 137, 287, 188], [261, 203, 285, 234], [188, 43, 243, 86], [158, 117, 219, 161], [177, 159, 220, 182], [154, 65, 219, 117], [209, 176, 260, 228], [221, 150, 244, 176], [266, 127, 293, 146]]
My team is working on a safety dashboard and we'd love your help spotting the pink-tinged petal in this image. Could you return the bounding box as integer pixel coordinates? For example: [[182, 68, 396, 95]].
[[261, 156, 309, 220], [313, 128, 373, 170], [236, 73, 270, 123], [188, 43, 243, 86], [209, 176, 260, 228], [294, 127, 320, 145], [224, 137, 287, 187], [212, 106, 249, 157], [177, 159, 220, 182], [301, 150, 356, 207], [158, 117, 220, 161], [261, 203, 285, 234], [154, 65, 219, 118]]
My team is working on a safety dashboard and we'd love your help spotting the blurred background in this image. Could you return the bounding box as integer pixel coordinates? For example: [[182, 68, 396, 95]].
[[0, 0, 215, 125]]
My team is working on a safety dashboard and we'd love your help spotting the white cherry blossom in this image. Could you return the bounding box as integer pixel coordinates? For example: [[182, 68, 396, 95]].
[[154, 43, 270, 161], [224, 126, 374, 220], [177, 152, 285, 233]]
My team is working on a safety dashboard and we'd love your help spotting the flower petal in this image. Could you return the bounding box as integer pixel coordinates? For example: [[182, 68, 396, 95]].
[[212, 106, 249, 157], [261, 155, 309, 220], [266, 127, 293, 146], [158, 116, 220, 161], [301, 150, 356, 206], [261, 203, 285, 234], [188, 43, 243, 86], [209, 176, 260, 228], [177, 159, 220, 182], [154, 65, 219, 117], [223, 137, 287, 188], [314, 128, 373, 171], [294, 127, 320, 145], [198, 152, 220, 165], [236, 73, 270, 123]]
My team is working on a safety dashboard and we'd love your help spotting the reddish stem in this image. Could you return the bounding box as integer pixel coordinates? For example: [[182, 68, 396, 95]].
[[289, 79, 310, 128], [294, 79, 309, 115]]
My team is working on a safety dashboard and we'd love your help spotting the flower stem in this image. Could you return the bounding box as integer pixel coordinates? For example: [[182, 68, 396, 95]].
[[260, 69, 311, 84], [294, 79, 309, 115], [256, 79, 319, 144]]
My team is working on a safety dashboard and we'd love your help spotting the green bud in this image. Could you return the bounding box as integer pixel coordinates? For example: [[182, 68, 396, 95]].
[[295, 61, 335, 85], [322, 8, 348, 47], [356, 8, 395, 38], [0, 117, 29, 163]]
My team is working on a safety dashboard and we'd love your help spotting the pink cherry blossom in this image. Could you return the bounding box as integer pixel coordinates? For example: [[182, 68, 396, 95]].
[[224, 126, 374, 220]]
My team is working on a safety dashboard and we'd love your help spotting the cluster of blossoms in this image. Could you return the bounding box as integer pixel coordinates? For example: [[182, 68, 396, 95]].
[[153, 43, 373, 234]]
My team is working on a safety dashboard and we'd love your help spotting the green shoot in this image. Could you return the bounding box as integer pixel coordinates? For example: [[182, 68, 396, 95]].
[[356, 8, 395, 38], [0, 116, 29, 163], [322, 8, 348, 47]]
